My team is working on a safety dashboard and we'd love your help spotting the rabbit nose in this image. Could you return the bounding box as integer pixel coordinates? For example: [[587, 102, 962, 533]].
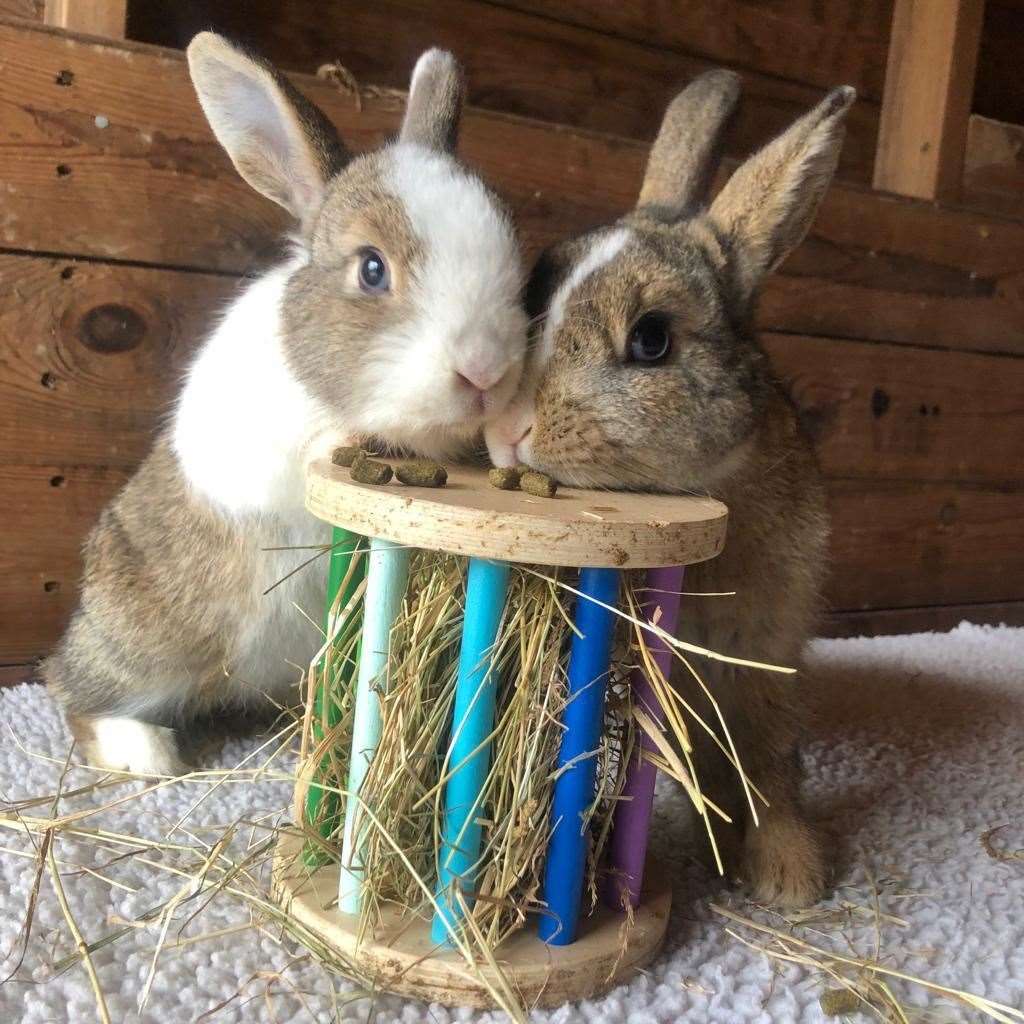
[[455, 363, 504, 393]]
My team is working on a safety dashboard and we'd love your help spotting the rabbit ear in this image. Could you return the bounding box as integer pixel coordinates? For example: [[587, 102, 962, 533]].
[[708, 86, 856, 296], [187, 32, 346, 226], [637, 69, 742, 219], [399, 49, 465, 153]]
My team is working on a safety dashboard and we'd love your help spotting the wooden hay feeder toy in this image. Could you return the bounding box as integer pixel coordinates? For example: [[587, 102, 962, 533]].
[[274, 460, 728, 1008]]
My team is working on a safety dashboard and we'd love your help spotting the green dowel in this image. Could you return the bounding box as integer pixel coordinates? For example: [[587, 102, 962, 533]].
[[303, 526, 366, 865]]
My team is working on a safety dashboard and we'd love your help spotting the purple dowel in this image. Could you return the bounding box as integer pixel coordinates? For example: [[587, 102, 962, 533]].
[[604, 564, 685, 911]]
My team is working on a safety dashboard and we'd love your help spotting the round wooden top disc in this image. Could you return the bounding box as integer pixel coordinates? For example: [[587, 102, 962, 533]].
[[307, 460, 727, 568]]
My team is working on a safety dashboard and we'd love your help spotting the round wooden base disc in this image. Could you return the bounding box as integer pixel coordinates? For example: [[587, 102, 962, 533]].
[[272, 831, 672, 1010]]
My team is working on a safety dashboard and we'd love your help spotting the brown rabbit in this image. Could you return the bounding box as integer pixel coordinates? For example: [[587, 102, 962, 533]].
[[41, 35, 528, 776], [486, 71, 856, 907]]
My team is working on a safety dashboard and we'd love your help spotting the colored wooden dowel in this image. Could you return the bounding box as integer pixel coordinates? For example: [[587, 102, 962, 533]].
[[539, 567, 620, 945], [604, 565, 685, 910], [338, 537, 410, 913], [303, 527, 365, 865], [432, 557, 511, 944]]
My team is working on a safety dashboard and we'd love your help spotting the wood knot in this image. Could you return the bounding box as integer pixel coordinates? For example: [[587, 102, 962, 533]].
[[79, 304, 146, 353]]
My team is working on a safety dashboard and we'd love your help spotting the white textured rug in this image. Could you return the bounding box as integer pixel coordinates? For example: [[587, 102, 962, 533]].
[[2, 623, 1022, 1023]]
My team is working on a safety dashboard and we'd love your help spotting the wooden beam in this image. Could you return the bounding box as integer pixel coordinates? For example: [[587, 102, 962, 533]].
[[44, 0, 124, 37], [873, 0, 985, 201]]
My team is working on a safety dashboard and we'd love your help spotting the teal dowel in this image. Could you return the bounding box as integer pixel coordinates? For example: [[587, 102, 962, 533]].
[[431, 558, 511, 944], [338, 537, 410, 914], [303, 527, 365, 865]]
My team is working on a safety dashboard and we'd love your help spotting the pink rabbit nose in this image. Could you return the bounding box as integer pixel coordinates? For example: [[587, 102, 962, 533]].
[[455, 364, 504, 393]]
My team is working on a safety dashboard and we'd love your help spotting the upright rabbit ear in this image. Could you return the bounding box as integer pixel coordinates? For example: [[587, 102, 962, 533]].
[[399, 49, 465, 153], [708, 86, 856, 298], [187, 32, 346, 227], [637, 69, 742, 219]]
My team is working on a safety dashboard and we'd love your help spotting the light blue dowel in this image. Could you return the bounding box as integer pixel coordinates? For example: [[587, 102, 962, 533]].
[[431, 557, 511, 944], [539, 567, 620, 945], [338, 537, 410, 914]]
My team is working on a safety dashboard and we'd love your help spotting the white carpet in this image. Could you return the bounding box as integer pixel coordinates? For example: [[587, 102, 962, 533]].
[[2, 622, 1022, 1023]]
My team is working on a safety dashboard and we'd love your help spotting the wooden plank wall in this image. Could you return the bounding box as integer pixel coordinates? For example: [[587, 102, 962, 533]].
[[125, 0, 1024, 193], [0, 15, 1022, 666]]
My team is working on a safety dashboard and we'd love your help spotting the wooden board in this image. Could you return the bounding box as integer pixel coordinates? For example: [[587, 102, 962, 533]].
[[0, 463, 129, 663], [763, 332, 1024, 484], [0, 0, 41, 17], [123, 0, 880, 185], [0, 254, 236, 467], [3, 19, 1024, 357], [272, 829, 671, 1010], [963, 115, 1024, 221], [872, 0, 984, 200], [306, 461, 728, 569], [489, 0, 893, 102], [826, 481, 1024, 610], [826, 600, 1024, 638]]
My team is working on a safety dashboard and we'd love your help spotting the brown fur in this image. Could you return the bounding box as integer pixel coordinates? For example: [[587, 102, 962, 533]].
[[499, 76, 856, 907]]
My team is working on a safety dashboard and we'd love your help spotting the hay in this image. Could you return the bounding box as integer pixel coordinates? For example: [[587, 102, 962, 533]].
[[294, 551, 642, 955]]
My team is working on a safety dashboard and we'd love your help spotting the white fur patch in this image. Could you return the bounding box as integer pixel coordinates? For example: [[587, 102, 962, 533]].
[[351, 144, 526, 451], [90, 717, 185, 775], [172, 256, 340, 517], [538, 228, 632, 367]]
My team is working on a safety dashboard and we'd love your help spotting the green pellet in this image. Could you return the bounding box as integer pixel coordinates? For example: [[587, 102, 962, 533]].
[[520, 470, 557, 498], [395, 460, 448, 488], [331, 445, 363, 467], [819, 988, 861, 1017], [488, 466, 522, 490], [350, 453, 393, 485]]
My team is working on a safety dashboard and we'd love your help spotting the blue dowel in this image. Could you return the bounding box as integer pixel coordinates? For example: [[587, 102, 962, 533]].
[[539, 567, 620, 945], [432, 557, 511, 944]]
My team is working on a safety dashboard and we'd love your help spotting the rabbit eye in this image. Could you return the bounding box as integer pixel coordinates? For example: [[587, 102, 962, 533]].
[[358, 248, 390, 293], [628, 313, 671, 364]]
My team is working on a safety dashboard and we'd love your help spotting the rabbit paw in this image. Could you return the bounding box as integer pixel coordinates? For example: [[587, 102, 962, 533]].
[[77, 717, 188, 776], [741, 813, 828, 909]]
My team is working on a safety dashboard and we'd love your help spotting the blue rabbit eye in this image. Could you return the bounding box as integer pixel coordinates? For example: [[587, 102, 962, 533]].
[[628, 313, 671, 363], [358, 248, 390, 292]]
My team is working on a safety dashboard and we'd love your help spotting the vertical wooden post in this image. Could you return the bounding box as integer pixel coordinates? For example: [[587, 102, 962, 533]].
[[604, 565, 684, 911], [872, 0, 985, 201], [338, 537, 410, 914], [432, 557, 510, 944], [539, 567, 620, 946], [44, 0, 126, 37]]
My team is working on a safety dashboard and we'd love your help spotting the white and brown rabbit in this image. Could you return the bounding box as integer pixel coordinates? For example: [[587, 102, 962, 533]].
[[486, 71, 855, 907], [42, 35, 527, 775]]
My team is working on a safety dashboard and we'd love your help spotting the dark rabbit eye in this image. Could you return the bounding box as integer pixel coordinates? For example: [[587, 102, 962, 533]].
[[628, 313, 672, 364], [358, 248, 390, 292]]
